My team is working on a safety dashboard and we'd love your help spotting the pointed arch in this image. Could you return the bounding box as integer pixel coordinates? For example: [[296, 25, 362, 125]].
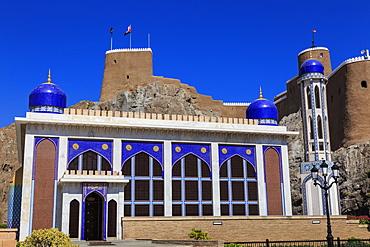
[[108, 200, 117, 237], [264, 148, 282, 215], [306, 87, 312, 109], [68, 150, 111, 171], [317, 115, 323, 139], [122, 152, 164, 217], [302, 174, 325, 215], [172, 153, 212, 216], [219, 155, 258, 216], [84, 192, 103, 240], [309, 116, 314, 140], [315, 85, 321, 108], [33, 139, 56, 230], [69, 199, 79, 238]]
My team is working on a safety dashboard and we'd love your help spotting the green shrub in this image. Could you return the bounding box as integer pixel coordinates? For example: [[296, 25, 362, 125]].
[[16, 242, 24, 247], [225, 244, 244, 247], [188, 228, 210, 240], [0, 223, 7, 229], [343, 237, 370, 247], [24, 228, 72, 247]]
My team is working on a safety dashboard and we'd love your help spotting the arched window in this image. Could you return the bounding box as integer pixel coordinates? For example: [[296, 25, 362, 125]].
[[68, 151, 111, 171], [219, 156, 258, 216], [264, 148, 282, 215], [108, 200, 117, 237], [309, 117, 314, 140], [315, 86, 320, 108], [33, 139, 55, 230], [318, 116, 323, 139], [69, 200, 79, 238], [172, 154, 212, 216], [306, 87, 312, 109], [122, 152, 164, 216]]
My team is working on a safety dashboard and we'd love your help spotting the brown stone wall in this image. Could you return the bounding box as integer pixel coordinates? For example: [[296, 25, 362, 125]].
[[275, 76, 301, 120], [341, 61, 370, 147], [327, 65, 347, 150], [122, 216, 369, 241], [298, 48, 332, 76], [99, 50, 248, 118], [100, 51, 153, 101], [32, 139, 55, 230], [327, 60, 370, 150], [264, 148, 282, 215]]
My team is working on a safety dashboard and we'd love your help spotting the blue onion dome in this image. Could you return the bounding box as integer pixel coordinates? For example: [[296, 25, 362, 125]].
[[29, 71, 67, 114], [246, 89, 278, 126], [300, 58, 324, 75]]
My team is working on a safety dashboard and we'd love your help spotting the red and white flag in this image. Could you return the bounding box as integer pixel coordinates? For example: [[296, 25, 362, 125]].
[[124, 25, 132, 36]]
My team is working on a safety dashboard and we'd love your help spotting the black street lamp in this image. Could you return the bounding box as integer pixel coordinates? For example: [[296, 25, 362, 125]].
[[311, 160, 339, 247]]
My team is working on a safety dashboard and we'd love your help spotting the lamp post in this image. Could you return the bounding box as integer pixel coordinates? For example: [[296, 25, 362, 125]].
[[311, 160, 339, 247]]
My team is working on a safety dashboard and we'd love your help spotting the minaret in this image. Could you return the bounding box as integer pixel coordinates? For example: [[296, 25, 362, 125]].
[[298, 51, 340, 216], [298, 52, 332, 161]]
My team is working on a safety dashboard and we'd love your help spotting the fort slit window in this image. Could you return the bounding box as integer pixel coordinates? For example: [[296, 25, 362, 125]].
[[361, 81, 367, 88]]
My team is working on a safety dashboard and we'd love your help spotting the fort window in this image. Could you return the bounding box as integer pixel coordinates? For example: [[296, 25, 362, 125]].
[[331, 95, 333, 103], [320, 53, 323, 57], [339, 88, 341, 94], [127, 75, 129, 79], [114, 60, 117, 63], [361, 81, 367, 88]]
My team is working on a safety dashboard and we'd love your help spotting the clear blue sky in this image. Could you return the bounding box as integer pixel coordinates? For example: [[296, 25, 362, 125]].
[[1, 0, 369, 128]]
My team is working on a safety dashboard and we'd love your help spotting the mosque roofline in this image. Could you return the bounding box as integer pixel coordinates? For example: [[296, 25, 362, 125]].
[[223, 102, 250, 106], [15, 112, 298, 162], [298, 47, 329, 56], [106, 48, 152, 54]]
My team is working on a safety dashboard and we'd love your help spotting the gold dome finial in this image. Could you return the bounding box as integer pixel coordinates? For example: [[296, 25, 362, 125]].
[[259, 87, 263, 99], [309, 50, 313, 59], [46, 69, 52, 83]]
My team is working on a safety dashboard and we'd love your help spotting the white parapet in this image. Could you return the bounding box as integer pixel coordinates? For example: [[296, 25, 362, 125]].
[[106, 48, 152, 54]]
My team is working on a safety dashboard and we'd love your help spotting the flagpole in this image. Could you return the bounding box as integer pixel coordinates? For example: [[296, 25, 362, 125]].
[[148, 33, 150, 48], [130, 32, 132, 49], [110, 27, 113, 50], [312, 30, 315, 47]]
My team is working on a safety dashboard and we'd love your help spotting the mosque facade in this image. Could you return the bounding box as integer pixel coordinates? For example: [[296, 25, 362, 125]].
[[8, 49, 296, 241]]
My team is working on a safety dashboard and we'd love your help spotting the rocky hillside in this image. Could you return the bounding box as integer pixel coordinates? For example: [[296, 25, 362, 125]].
[[333, 141, 370, 215], [279, 110, 305, 215], [71, 83, 221, 118], [279, 110, 370, 215], [0, 123, 20, 222]]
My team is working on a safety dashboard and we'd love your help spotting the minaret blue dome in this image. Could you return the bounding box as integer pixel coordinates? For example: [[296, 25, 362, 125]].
[[300, 59, 324, 75], [246, 90, 278, 126], [29, 71, 67, 114]]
